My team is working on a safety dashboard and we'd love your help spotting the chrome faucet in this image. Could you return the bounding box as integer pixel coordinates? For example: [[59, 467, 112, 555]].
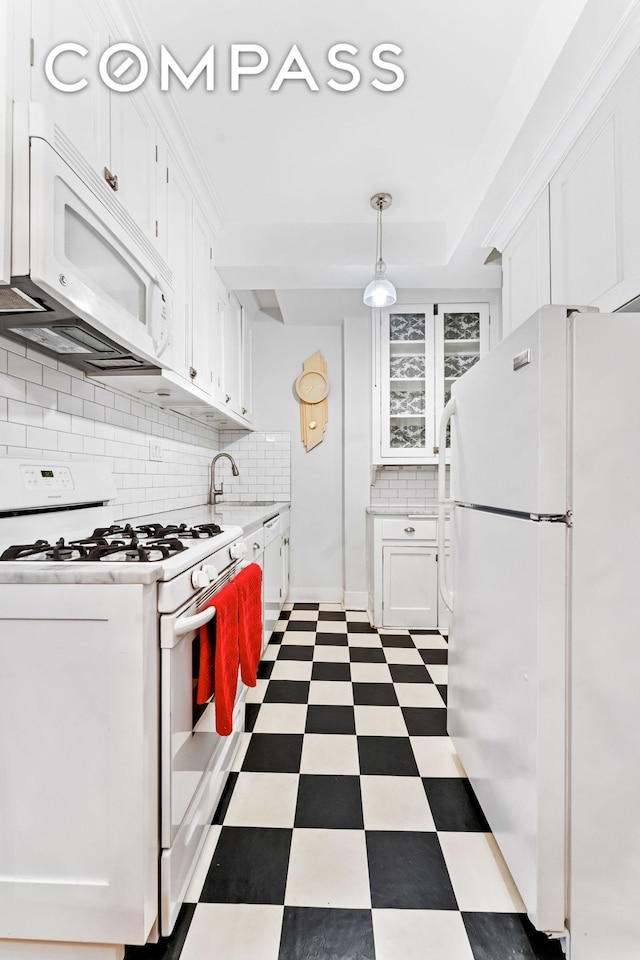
[[209, 453, 240, 504]]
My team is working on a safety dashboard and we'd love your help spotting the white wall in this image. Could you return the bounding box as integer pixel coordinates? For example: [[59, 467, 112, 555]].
[[251, 319, 343, 602]]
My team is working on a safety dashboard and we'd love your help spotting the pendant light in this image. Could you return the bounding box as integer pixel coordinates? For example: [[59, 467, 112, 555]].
[[363, 192, 397, 308]]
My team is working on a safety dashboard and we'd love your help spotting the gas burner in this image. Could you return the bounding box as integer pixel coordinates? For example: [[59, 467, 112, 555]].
[[44, 538, 89, 562], [93, 523, 137, 539], [0, 539, 52, 561], [191, 523, 223, 538], [134, 522, 222, 540], [86, 536, 188, 563]]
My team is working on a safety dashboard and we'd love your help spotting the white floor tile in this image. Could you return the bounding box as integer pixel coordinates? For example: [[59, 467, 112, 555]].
[[308, 680, 354, 705], [411, 633, 448, 649], [349, 662, 393, 683], [394, 683, 446, 708], [183, 825, 222, 903], [279, 630, 317, 645], [252, 702, 308, 733], [426, 664, 448, 684], [230, 732, 252, 772], [361, 776, 435, 831], [439, 832, 526, 912], [383, 648, 425, 665], [378, 628, 411, 636], [300, 733, 360, 774], [410, 737, 467, 777], [345, 610, 371, 622], [354, 705, 408, 736], [245, 679, 269, 704], [223, 772, 299, 828], [288, 609, 319, 621], [319, 602, 344, 611], [372, 909, 474, 960], [347, 633, 383, 648], [275, 619, 290, 630], [282, 602, 294, 610], [269, 660, 314, 681], [316, 620, 349, 634], [313, 645, 350, 663], [181, 903, 284, 960], [261, 645, 279, 661], [285, 829, 371, 908]]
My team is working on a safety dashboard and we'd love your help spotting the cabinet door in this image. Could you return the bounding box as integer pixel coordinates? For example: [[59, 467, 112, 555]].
[[241, 308, 253, 421], [163, 149, 191, 379], [220, 293, 243, 415], [550, 52, 640, 311], [434, 303, 489, 457], [437, 549, 451, 633], [382, 544, 438, 629], [190, 202, 214, 393], [378, 305, 435, 461], [0, 0, 10, 284], [30, 0, 111, 179], [281, 531, 290, 607], [110, 89, 158, 244], [502, 189, 551, 337]]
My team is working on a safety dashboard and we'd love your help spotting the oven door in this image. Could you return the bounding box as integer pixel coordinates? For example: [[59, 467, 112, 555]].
[[158, 580, 245, 935]]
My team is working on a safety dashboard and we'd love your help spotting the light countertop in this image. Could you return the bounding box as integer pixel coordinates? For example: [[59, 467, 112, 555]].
[[367, 502, 448, 517], [125, 501, 290, 536]]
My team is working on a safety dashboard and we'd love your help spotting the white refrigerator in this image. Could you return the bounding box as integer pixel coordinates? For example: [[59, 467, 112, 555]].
[[438, 305, 640, 959]]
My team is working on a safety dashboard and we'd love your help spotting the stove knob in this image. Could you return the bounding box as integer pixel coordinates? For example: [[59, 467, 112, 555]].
[[191, 567, 210, 589], [203, 564, 219, 580], [229, 541, 247, 561]]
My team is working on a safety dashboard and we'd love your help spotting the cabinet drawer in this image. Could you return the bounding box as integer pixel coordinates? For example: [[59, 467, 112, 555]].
[[381, 518, 437, 541]]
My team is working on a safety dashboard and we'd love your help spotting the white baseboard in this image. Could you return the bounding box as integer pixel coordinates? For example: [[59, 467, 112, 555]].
[[287, 587, 344, 604], [343, 591, 368, 610]]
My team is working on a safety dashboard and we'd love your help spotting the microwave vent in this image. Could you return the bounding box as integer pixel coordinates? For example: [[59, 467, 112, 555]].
[[0, 287, 46, 313], [87, 357, 148, 369]]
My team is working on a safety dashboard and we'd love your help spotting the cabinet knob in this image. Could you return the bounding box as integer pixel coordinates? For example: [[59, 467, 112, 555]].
[[284, 537, 289, 546], [103, 166, 119, 192], [404, 526, 416, 534], [225, 394, 231, 403], [253, 542, 261, 550], [242, 406, 247, 415], [189, 367, 197, 380], [432, 446, 439, 455]]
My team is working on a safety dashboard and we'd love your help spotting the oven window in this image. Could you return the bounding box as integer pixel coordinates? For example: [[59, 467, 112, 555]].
[[191, 632, 213, 730]]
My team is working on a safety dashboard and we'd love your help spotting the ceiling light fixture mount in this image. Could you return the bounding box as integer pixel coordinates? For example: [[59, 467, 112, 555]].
[[363, 191, 397, 308]]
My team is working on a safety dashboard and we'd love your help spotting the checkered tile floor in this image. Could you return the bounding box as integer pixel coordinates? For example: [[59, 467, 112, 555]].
[[126, 604, 564, 960]]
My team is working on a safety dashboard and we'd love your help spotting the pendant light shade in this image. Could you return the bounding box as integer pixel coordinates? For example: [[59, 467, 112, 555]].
[[363, 192, 396, 308]]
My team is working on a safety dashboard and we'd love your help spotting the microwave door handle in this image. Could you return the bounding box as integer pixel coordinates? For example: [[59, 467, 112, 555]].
[[174, 606, 215, 637]]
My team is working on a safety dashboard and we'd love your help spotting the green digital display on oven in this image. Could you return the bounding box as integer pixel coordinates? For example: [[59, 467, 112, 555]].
[[40, 470, 54, 478]]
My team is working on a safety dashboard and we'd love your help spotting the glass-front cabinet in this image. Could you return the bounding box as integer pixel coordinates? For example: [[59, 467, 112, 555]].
[[373, 302, 489, 463]]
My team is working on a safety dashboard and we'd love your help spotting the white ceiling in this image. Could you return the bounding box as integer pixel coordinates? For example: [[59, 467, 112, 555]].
[[123, 0, 602, 316]]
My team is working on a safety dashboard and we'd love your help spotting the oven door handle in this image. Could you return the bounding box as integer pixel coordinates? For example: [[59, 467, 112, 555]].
[[173, 606, 215, 637]]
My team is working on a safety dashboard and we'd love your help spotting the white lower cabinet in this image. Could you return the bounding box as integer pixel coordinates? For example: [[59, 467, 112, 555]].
[[369, 515, 449, 630]]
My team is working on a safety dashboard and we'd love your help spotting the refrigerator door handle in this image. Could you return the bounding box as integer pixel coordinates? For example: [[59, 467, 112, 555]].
[[438, 396, 457, 611]]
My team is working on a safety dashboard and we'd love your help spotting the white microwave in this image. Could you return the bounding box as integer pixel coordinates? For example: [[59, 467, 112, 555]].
[[0, 131, 171, 373]]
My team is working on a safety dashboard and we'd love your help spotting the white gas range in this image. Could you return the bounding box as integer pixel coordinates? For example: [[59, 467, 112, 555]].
[[0, 459, 248, 960]]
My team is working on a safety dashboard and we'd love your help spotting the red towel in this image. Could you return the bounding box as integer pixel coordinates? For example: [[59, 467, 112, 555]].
[[197, 581, 239, 736], [236, 563, 264, 687]]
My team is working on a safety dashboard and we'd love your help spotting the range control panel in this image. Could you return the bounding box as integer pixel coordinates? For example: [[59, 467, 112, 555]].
[[20, 465, 75, 491]]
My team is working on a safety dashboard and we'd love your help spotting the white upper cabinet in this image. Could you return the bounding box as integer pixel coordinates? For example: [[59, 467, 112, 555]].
[[214, 287, 252, 422], [161, 144, 191, 380], [550, 52, 640, 312], [189, 201, 215, 395], [109, 90, 158, 246], [501, 188, 551, 337], [373, 302, 489, 464], [0, 0, 11, 284]]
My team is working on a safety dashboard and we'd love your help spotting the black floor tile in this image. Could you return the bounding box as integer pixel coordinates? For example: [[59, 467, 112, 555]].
[[245, 703, 261, 733], [200, 826, 292, 904], [263, 680, 310, 704], [357, 736, 419, 776], [409, 629, 441, 635], [315, 632, 348, 646], [270, 631, 285, 644], [124, 903, 195, 959], [241, 733, 303, 773], [352, 682, 399, 706], [349, 647, 386, 663], [278, 610, 291, 620], [279, 906, 375, 960], [437, 683, 448, 705], [284, 620, 317, 631], [389, 663, 432, 684], [318, 610, 347, 621], [379, 633, 414, 648], [346, 621, 376, 633], [293, 602, 320, 610], [462, 912, 565, 960], [419, 648, 448, 664], [257, 660, 275, 679], [402, 706, 448, 736], [212, 771, 239, 824], [278, 644, 315, 661], [311, 661, 351, 681], [305, 704, 356, 735], [423, 777, 490, 831], [294, 774, 364, 828], [366, 831, 458, 909]]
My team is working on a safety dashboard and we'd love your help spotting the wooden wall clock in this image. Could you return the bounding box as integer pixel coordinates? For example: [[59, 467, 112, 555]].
[[295, 351, 329, 451]]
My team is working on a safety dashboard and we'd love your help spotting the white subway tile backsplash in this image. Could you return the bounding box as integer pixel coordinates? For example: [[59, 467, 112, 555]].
[[26, 382, 57, 409], [83, 400, 106, 422], [0, 422, 27, 446], [370, 464, 446, 506], [26, 426, 58, 450], [57, 393, 84, 417], [42, 367, 71, 394], [218, 430, 291, 503], [8, 400, 43, 427], [71, 379, 95, 402], [0, 397, 6, 420], [0, 334, 25, 356], [8, 353, 43, 385], [0, 349, 7, 374], [58, 433, 84, 454], [0, 373, 27, 402]]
